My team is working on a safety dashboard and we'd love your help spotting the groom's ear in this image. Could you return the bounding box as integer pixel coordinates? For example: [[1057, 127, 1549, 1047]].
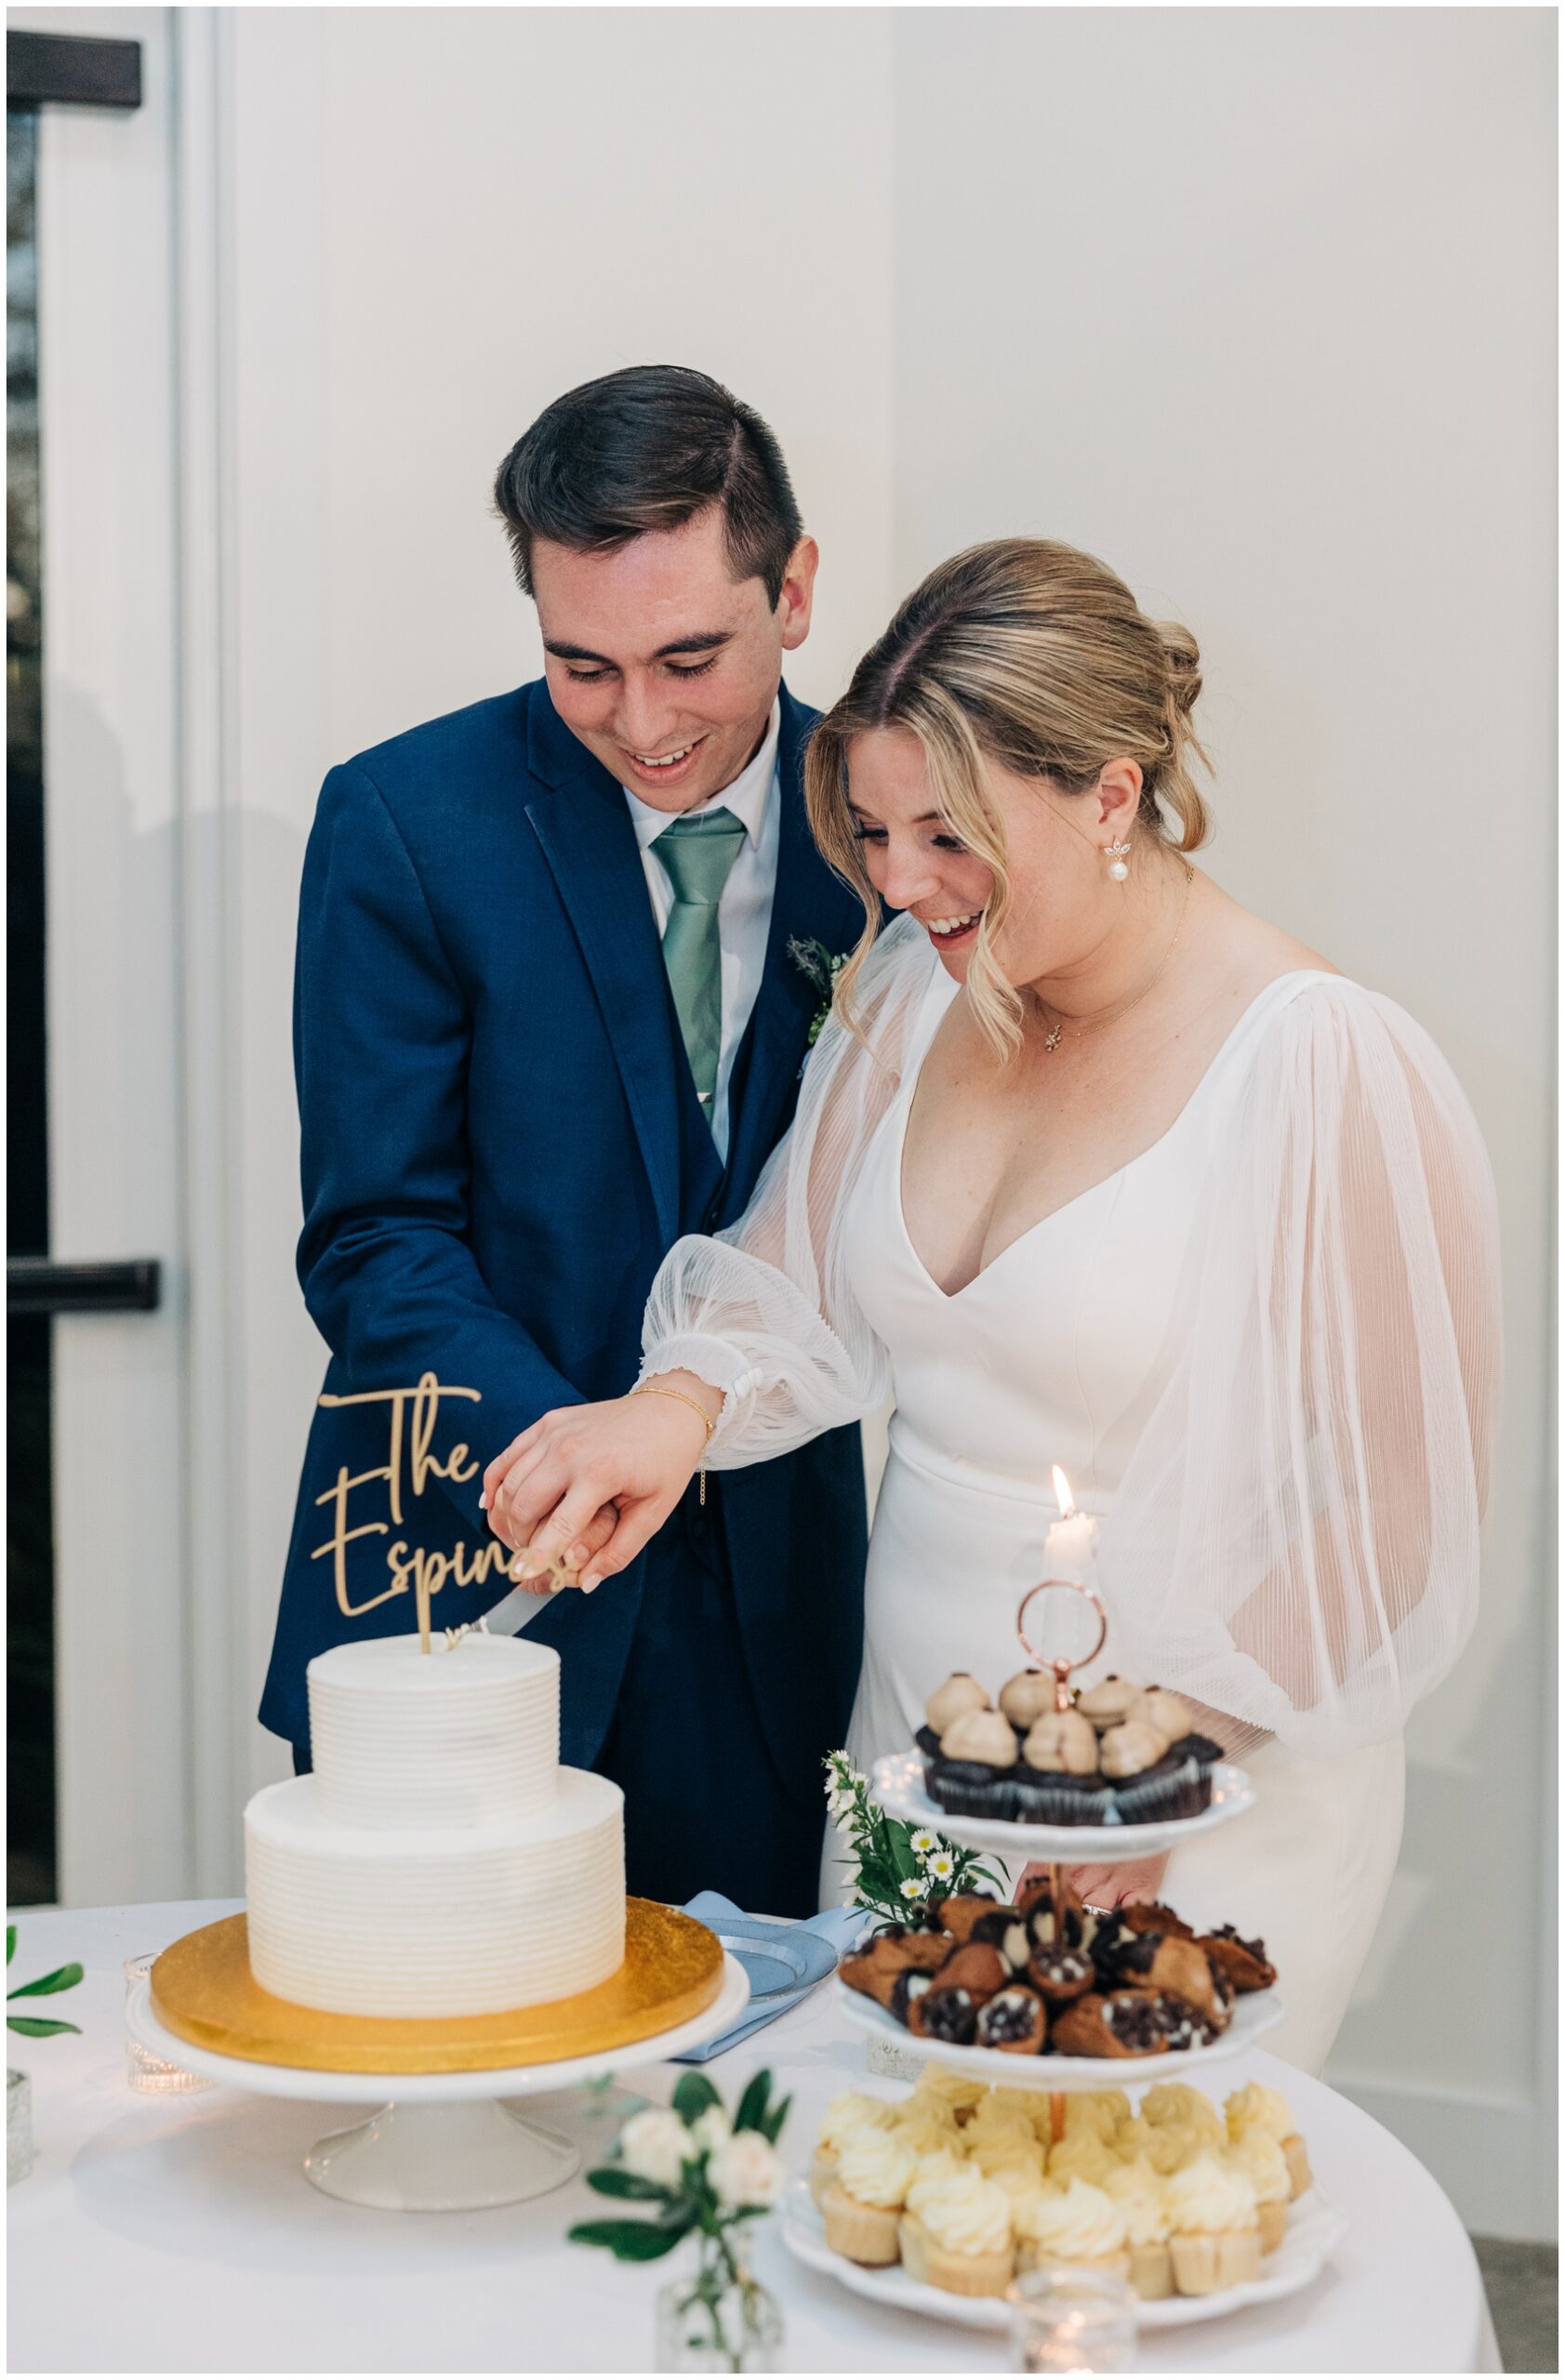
[[775, 536, 819, 652]]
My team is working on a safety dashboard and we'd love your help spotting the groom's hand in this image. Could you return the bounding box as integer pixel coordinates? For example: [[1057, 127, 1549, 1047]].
[[481, 1380, 719, 1593]]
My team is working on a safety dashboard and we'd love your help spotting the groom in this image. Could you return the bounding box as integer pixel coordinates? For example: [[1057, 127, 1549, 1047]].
[[259, 366, 869, 1916]]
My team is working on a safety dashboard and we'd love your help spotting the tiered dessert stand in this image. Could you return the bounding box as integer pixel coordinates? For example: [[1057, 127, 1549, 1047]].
[[783, 1579, 1344, 2331], [128, 1903, 749, 2213]]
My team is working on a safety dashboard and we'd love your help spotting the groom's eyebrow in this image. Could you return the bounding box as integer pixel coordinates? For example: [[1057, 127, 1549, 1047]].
[[542, 630, 735, 664]]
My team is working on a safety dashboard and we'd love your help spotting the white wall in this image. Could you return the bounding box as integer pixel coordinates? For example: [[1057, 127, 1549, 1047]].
[[193, 6, 899, 1822], [140, 4, 1554, 2236], [888, 7, 1556, 2235]]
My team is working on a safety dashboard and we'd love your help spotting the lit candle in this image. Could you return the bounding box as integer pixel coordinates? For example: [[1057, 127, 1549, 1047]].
[[1043, 1465, 1099, 1583]]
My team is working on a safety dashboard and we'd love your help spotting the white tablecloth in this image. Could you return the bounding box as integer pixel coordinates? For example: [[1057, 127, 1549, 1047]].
[[7, 1901, 1499, 2374]]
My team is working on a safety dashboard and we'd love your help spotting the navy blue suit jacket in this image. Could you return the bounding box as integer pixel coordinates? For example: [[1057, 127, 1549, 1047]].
[[260, 679, 869, 1812]]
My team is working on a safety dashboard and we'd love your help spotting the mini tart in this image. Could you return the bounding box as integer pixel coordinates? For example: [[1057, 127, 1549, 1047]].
[[1199, 1924, 1278, 1993], [897, 2210, 1015, 2300], [1128, 2240, 1176, 2299], [973, 1985, 1047, 2054], [908, 1983, 979, 2045], [935, 1941, 1010, 2003], [819, 2177, 901, 2267], [1163, 2152, 1262, 2294]]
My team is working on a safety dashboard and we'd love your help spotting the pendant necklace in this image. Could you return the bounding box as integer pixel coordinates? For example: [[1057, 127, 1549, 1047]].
[[1034, 861, 1195, 1054]]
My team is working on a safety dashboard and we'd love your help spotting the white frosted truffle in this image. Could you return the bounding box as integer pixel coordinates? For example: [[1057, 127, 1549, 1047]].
[[998, 1670, 1057, 1730], [1098, 1719, 1168, 1778], [940, 1708, 1021, 1769], [925, 1673, 992, 1734], [1127, 1686, 1194, 1743], [1021, 1709, 1100, 1775], [1074, 1674, 1140, 1732]]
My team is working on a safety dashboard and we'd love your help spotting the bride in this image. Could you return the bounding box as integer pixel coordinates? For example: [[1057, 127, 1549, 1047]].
[[482, 538, 1502, 2073]]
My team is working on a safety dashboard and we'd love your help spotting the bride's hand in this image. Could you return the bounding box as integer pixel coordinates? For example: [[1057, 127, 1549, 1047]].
[[480, 1375, 720, 1592], [1052, 1855, 1170, 1909]]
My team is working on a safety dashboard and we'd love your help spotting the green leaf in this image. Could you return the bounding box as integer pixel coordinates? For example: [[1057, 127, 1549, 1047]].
[[670, 2072, 721, 2127], [760, 2093, 792, 2146], [567, 2216, 693, 2261], [584, 2166, 673, 2202], [7, 2016, 81, 2038], [7, 1962, 83, 2000], [6, 1926, 15, 1966], [733, 2070, 771, 2137]]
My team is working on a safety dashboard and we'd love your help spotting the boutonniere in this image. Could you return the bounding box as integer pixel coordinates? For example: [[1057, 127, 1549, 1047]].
[[787, 937, 851, 1050]]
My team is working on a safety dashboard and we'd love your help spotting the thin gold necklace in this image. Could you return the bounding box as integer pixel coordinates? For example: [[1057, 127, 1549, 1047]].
[[1033, 861, 1195, 1053]]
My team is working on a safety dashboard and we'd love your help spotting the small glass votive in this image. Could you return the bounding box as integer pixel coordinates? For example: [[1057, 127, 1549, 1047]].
[[1005, 2265, 1136, 2374], [7, 2068, 34, 2186], [124, 1954, 211, 2095]]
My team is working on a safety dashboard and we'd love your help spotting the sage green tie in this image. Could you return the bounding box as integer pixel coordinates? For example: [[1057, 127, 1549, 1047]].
[[655, 808, 748, 1122]]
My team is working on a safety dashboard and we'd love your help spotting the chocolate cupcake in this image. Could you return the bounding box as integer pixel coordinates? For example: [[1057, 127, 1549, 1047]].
[[1013, 1707, 1116, 1824], [1097, 1719, 1220, 1824], [928, 1707, 1020, 1820], [918, 1673, 992, 1767], [908, 1983, 979, 2046], [975, 1984, 1047, 2054]]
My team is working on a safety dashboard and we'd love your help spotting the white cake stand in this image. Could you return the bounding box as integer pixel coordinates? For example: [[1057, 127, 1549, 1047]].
[[127, 1954, 749, 2214]]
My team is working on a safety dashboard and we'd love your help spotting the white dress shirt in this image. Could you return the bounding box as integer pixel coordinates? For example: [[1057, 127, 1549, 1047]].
[[622, 700, 781, 1163]]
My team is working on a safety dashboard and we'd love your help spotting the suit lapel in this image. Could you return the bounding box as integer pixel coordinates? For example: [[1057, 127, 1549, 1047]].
[[723, 687, 867, 1209], [524, 700, 683, 1248]]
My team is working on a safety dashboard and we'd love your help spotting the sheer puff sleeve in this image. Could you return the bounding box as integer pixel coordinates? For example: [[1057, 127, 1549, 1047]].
[[640, 914, 942, 1461], [1105, 975, 1503, 1758]]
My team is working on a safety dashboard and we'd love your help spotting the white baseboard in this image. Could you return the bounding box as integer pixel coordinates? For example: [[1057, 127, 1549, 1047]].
[[1327, 2071, 1557, 2241]]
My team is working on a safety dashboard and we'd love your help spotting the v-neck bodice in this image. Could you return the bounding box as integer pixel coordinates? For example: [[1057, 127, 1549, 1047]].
[[841, 969, 1329, 1507]]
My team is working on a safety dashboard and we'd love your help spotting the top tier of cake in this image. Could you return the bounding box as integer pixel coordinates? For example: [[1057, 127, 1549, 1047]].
[[308, 1633, 558, 1830]]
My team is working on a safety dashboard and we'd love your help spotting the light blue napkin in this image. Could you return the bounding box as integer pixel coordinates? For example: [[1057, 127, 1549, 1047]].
[[672, 1892, 863, 2064]]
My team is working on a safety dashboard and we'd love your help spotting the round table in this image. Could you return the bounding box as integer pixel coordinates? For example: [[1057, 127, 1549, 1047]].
[[7, 1900, 1499, 2374]]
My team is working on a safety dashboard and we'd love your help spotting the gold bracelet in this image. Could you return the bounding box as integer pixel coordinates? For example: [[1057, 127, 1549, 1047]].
[[631, 1382, 716, 1505]]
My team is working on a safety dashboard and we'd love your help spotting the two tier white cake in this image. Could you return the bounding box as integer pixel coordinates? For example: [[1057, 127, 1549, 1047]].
[[245, 1633, 625, 2018]]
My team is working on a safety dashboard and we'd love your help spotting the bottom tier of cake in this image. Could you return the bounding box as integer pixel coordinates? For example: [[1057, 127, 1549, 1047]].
[[244, 1768, 626, 2018]]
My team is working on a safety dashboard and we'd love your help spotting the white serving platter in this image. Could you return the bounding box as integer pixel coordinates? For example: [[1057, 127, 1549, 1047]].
[[836, 1977, 1283, 2089], [779, 2177, 1346, 2333], [874, 1750, 1256, 1861]]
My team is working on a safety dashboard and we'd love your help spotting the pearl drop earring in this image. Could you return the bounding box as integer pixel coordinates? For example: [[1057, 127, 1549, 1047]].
[[1104, 837, 1133, 882]]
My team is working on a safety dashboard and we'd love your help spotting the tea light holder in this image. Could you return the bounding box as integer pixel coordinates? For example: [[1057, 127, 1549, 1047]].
[[1005, 2264, 1135, 2373], [124, 1955, 212, 2095]]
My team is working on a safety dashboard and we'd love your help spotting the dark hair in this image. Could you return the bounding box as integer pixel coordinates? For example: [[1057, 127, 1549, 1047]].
[[494, 365, 804, 607]]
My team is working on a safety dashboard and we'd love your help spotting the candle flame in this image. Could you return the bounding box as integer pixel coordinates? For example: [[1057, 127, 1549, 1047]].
[[1052, 1465, 1075, 1518]]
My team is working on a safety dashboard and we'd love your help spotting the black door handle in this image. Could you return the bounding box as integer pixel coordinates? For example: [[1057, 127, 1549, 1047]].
[[7, 1259, 161, 1316]]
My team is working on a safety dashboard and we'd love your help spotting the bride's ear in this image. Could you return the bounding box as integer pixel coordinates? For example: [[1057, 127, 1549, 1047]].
[[1094, 758, 1143, 839]]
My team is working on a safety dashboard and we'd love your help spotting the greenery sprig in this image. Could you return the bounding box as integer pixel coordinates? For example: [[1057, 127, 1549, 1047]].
[[824, 1750, 1003, 1927], [7, 1924, 83, 2039], [788, 936, 850, 1048]]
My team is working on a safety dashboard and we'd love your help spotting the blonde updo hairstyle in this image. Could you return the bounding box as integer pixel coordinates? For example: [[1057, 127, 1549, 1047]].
[[805, 538, 1212, 1060]]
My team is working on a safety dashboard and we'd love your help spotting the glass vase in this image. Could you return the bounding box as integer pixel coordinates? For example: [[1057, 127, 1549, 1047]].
[[7, 2069, 34, 2188], [654, 2230, 782, 2373]]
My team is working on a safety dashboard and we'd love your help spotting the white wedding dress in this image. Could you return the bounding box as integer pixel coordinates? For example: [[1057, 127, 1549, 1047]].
[[642, 917, 1502, 2072]]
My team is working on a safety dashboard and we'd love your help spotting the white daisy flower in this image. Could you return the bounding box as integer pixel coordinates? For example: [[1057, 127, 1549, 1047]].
[[924, 1851, 956, 1884], [910, 1831, 937, 1856], [899, 1877, 925, 1902]]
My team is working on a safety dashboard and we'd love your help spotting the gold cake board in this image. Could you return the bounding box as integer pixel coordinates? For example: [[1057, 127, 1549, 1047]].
[[151, 1900, 723, 2075]]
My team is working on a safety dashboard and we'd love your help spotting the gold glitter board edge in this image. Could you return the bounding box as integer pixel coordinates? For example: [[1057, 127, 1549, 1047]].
[[150, 1902, 724, 2073]]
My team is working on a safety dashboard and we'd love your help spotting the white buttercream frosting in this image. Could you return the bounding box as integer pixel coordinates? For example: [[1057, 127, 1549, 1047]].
[[308, 1633, 559, 1829], [907, 2167, 1013, 2256], [818, 2091, 897, 2151], [1104, 2155, 1171, 2245], [1140, 2082, 1223, 2139], [836, 2127, 918, 2210], [1225, 2083, 1297, 2144], [1226, 2129, 1291, 2205], [1162, 2150, 1259, 2237], [1015, 2176, 1127, 2260]]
